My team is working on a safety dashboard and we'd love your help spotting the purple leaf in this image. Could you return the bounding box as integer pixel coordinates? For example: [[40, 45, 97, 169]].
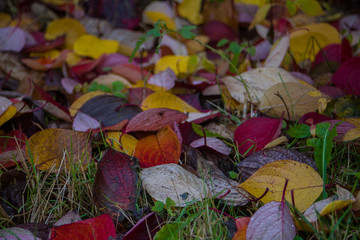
[[0, 27, 26, 52], [190, 137, 231, 155], [123, 212, 164, 240]]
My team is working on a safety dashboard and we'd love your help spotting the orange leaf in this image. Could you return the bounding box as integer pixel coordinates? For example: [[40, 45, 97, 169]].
[[232, 217, 251, 240], [26, 129, 92, 172], [135, 126, 181, 168]]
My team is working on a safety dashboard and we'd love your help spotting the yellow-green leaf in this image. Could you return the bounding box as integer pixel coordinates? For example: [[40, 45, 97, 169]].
[[296, 0, 324, 16], [141, 91, 199, 113], [0, 106, 16, 127], [45, 18, 86, 49], [145, 11, 176, 30], [249, 3, 271, 29], [106, 132, 138, 155], [74, 35, 119, 59], [289, 23, 340, 64], [239, 160, 322, 213]]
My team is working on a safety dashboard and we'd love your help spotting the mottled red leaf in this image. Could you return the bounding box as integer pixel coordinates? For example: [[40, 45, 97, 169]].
[[332, 57, 360, 96], [126, 108, 187, 132], [204, 21, 237, 43], [71, 55, 104, 77], [135, 126, 181, 168], [93, 148, 138, 221], [299, 112, 332, 125], [112, 63, 151, 83], [127, 87, 154, 105], [190, 137, 231, 155], [0, 130, 27, 168], [234, 117, 282, 156], [123, 212, 164, 240], [50, 214, 116, 240]]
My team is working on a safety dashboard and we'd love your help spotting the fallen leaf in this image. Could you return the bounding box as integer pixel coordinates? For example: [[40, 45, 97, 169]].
[[239, 160, 323, 213], [265, 35, 289, 67], [289, 23, 340, 64], [140, 164, 209, 206], [234, 117, 282, 156], [126, 108, 188, 132], [178, 0, 203, 25], [259, 82, 329, 120], [26, 129, 92, 172], [69, 91, 108, 117], [93, 148, 138, 221], [123, 212, 164, 240], [148, 68, 176, 90], [246, 201, 296, 240], [0, 130, 27, 168], [0, 26, 26, 52], [54, 210, 82, 226], [331, 57, 360, 96], [72, 111, 101, 132], [0, 105, 16, 127], [343, 127, 360, 141], [141, 91, 200, 113], [155, 55, 191, 77], [0, 227, 40, 240], [249, 3, 270, 29], [92, 73, 131, 88], [112, 63, 151, 83], [50, 214, 116, 240], [106, 132, 138, 155], [190, 137, 232, 155], [296, 0, 325, 16], [236, 146, 317, 180], [74, 34, 119, 59], [222, 67, 299, 104], [135, 126, 181, 168], [45, 18, 86, 49], [127, 87, 155, 105]]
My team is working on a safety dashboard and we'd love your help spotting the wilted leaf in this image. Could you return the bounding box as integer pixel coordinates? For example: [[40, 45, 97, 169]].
[[239, 160, 322, 213], [54, 210, 82, 227], [236, 147, 317, 180], [222, 67, 298, 104], [74, 35, 119, 59], [140, 164, 209, 207], [123, 212, 164, 240], [126, 108, 188, 132], [141, 91, 200, 113], [0, 227, 40, 240], [135, 126, 181, 168], [26, 129, 92, 172], [148, 68, 176, 90], [190, 137, 232, 156], [232, 217, 251, 240], [289, 23, 340, 64], [45, 18, 86, 49], [0, 130, 27, 168], [0, 26, 26, 52], [106, 132, 138, 155], [265, 35, 289, 67], [50, 214, 116, 240], [94, 148, 138, 221], [234, 117, 282, 156], [259, 82, 329, 120], [112, 63, 151, 83], [72, 111, 101, 132], [127, 87, 155, 105], [246, 201, 296, 240]]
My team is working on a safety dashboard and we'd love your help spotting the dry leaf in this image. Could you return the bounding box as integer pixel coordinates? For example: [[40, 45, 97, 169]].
[[259, 82, 329, 120], [106, 132, 138, 155], [26, 129, 92, 172], [140, 164, 209, 207], [239, 160, 323, 213]]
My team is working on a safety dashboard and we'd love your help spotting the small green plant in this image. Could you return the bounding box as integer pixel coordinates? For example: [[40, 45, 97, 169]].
[[151, 197, 177, 216], [88, 81, 126, 98]]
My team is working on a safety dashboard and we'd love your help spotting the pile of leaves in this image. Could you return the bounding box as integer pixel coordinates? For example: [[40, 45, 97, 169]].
[[1, 0, 360, 239]]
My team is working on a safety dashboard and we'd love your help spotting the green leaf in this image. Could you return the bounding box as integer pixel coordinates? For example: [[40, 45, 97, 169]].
[[217, 39, 229, 47], [88, 82, 111, 93], [165, 197, 176, 207], [228, 171, 237, 179], [287, 124, 311, 138], [178, 25, 197, 39], [286, 0, 297, 16], [154, 223, 181, 240], [229, 42, 243, 54], [129, 35, 146, 62], [151, 201, 165, 213], [191, 123, 223, 139], [295, 0, 324, 16], [246, 46, 256, 57], [112, 81, 125, 92]]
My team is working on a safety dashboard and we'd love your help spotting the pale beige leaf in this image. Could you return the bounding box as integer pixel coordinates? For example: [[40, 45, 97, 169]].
[[222, 67, 299, 104], [140, 164, 209, 207], [92, 73, 131, 88], [259, 82, 330, 120]]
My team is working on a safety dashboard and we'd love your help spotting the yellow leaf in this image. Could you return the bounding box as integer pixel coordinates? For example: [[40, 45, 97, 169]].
[[235, 0, 267, 7], [66, 51, 82, 66], [155, 55, 190, 76], [45, 18, 86, 49], [0, 106, 16, 127], [73, 35, 118, 59], [69, 91, 108, 117], [343, 128, 360, 141], [106, 132, 138, 155], [30, 49, 60, 60], [26, 129, 92, 172], [141, 91, 200, 113], [132, 81, 166, 92], [239, 160, 322, 213], [249, 3, 271, 29], [145, 11, 176, 30], [0, 13, 11, 28], [290, 23, 340, 64], [178, 0, 203, 25]]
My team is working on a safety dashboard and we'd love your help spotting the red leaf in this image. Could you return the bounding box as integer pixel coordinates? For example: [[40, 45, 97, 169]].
[[50, 214, 115, 240], [71, 55, 104, 77], [135, 126, 181, 168], [127, 87, 154, 105], [203, 21, 237, 42], [299, 112, 332, 125], [0, 130, 27, 168], [23, 36, 65, 52], [332, 57, 360, 96], [112, 63, 151, 83], [234, 117, 282, 156], [93, 148, 138, 220], [123, 212, 164, 240], [190, 137, 231, 155], [126, 108, 188, 132], [341, 38, 353, 63]]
